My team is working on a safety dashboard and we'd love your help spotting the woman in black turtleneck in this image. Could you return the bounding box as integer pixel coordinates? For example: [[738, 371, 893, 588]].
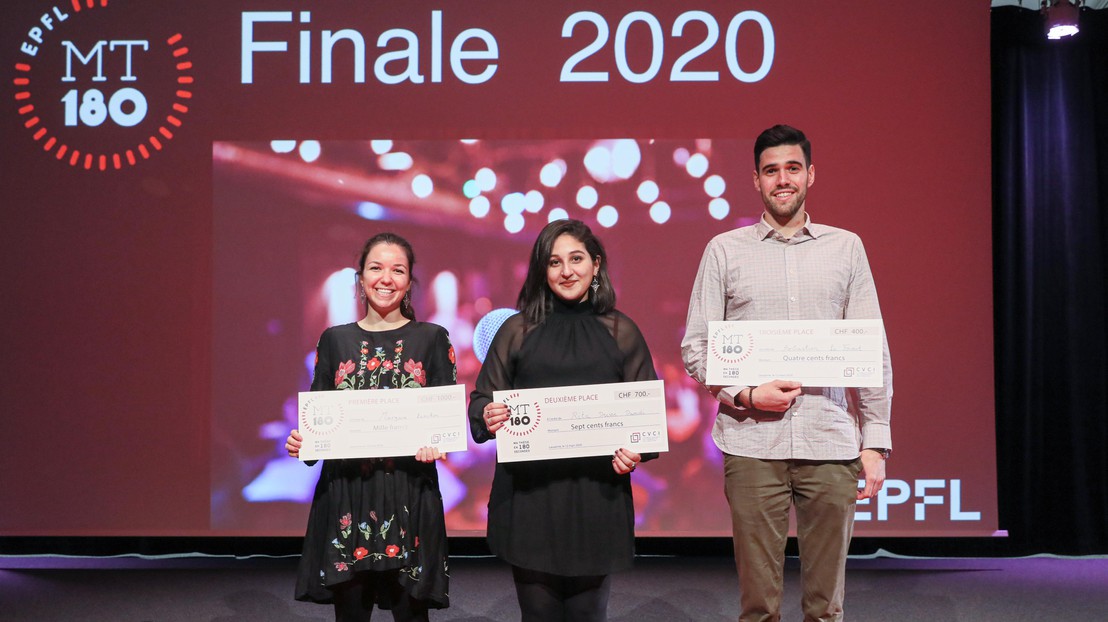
[[468, 218, 658, 622]]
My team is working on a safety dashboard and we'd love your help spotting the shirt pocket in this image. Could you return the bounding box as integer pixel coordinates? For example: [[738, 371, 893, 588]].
[[723, 270, 757, 317], [808, 260, 851, 315]]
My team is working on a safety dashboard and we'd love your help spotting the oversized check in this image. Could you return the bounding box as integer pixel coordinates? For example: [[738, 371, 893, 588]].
[[706, 320, 885, 388], [493, 380, 668, 463], [297, 384, 467, 461]]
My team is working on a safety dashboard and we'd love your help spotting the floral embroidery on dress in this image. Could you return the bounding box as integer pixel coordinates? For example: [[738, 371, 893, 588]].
[[329, 509, 420, 574], [335, 339, 430, 390], [334, 360, 356, 388], [404, 359, 427, 386], [447, 344, 458, 382]]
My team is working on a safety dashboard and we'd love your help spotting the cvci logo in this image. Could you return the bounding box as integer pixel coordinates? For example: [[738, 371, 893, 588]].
[[431, 431, 462, 446], [12, 1, 194, 171]]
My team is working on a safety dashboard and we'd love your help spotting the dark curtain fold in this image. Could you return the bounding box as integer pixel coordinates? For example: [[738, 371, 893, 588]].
[[992, 7, 1108, 554]]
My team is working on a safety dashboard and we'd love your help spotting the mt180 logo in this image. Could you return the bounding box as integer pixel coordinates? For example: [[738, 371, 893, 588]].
[[12, 1, 194, 171]]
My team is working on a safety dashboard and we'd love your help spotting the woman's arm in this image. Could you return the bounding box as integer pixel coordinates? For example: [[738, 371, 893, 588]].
[[468, 315, 523, 443]]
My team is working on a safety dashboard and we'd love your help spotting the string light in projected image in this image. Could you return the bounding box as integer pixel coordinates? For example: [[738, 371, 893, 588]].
[[271, 140, 296, 153], [704, 174, 726, 198], [370, 140, 393, 155], [709, 197, 730, 220], [610, 140, 641, 179], [672, 147, 691, 166], [584, 144, 614, 182], [649, 201, 671, 224], [411, 174, 434, 198], [504, 212, 525, 233], [540, 159, 567, 187], [637, 180, 660, 203], [524, 190, 544, 213], [460, 139, 479, 145], [584, 139, 641, 183], [501, 192, 526, 215], [548, 207, 569, 222], [357, 201, 387, 220], [597, 205, 619, 228], [576, 185, 599, 209], [470, 196, 491, 218], [462, 179, 480, 199], [298, 140, 321, 163], [475, 167, 497, 192], [379, 152, 413, 171], [686, 152, 709, 178]]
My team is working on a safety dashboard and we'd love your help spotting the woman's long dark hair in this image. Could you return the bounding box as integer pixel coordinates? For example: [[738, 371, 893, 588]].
[[356, 232, 418, 320], [516, 219, 615, 325]]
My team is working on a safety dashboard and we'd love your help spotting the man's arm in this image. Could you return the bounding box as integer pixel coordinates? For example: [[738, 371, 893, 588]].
[[843, 235, 892, 498], [843, 236, 893, 452], [680, 241, 747, 407], [681, 240, 803, 412], [680, 241, 724, 386]]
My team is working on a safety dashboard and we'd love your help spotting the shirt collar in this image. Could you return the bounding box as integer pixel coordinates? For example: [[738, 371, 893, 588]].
[[755, 212, 822, 241]]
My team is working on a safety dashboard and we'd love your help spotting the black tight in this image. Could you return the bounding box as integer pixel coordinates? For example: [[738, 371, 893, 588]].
[[511, 565, 611, 622], [331, 570, 429, 622]]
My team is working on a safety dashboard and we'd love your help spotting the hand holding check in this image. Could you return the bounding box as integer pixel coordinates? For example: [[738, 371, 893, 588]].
[[482, 402, 508, 435]]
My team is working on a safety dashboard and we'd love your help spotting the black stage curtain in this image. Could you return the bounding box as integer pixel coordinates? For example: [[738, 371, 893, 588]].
[[992, 7, 1108, 554]]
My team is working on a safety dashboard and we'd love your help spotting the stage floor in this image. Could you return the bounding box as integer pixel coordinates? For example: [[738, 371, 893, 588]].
[[2, 554, 1106, 621]]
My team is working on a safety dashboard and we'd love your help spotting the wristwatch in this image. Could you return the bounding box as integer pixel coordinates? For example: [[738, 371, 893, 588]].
[[867, 448, 891, 460]]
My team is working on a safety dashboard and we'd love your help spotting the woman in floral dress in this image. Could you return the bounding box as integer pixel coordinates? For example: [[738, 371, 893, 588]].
[[286, 232, 456, 621], [469, 219, 658, 622]]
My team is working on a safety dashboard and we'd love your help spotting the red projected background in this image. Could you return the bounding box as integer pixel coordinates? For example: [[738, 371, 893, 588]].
[[1, 1, 996, 537]]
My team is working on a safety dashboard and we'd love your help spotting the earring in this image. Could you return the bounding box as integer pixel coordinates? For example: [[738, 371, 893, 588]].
[[402, 290, 412, 312], [591, 276, 599, 293], [356, 274, 367, 303]]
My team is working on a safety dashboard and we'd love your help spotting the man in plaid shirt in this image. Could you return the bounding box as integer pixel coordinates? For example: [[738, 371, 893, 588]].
[[681, 125, 893, 622]]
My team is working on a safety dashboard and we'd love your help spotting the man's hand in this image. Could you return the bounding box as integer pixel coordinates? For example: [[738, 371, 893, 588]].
[[857, 449, 887, 500], [750, 380, 803, 412]]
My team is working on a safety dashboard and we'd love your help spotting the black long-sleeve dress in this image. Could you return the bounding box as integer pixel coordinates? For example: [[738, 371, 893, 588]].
[[468, 297, 657, 576], [295, 321, 456, 609]]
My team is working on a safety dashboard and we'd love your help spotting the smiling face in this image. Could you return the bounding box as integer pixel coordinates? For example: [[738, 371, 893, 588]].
[[545, 233, 599, 303], [359, 243, 411, 319], [753, 144, 815, 226]]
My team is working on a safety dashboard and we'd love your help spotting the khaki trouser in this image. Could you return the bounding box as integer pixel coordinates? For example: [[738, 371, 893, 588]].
[[723, 454, 862, 622]]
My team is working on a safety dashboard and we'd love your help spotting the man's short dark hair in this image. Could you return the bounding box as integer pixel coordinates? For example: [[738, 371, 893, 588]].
[[753, 124, 812, 169]]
